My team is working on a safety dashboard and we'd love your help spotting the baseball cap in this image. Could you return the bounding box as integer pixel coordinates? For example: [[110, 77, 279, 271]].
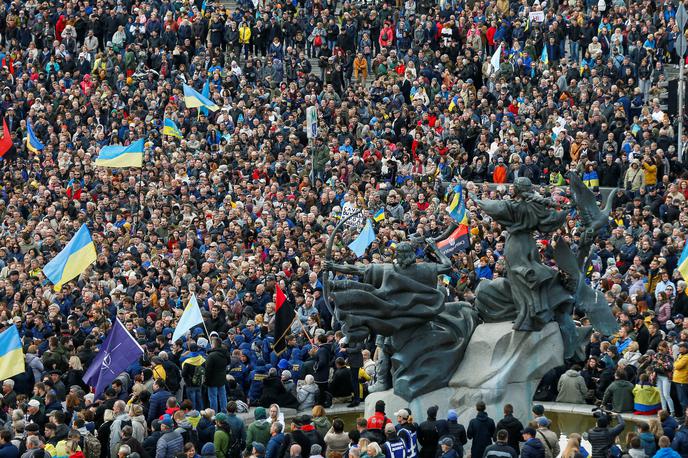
[[521, 427, 537, 436], [439, 437, 454, 447], [252, 442, 266, 455], [28, 400, 40, 408], [394, 410, 409, 419]]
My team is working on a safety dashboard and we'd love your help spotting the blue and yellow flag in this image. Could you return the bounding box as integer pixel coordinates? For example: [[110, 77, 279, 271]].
[[678, 243, 688, 281], [42, 223, 97, 291], [163, 118, 183, 138], [373, 208, 385, 222], [26, 119, 44, 153], [0, 325, 24, 380], [171, 293, 205, 343], [540, 46, 549, 65], [183, 84, 219, 112], [447, 185, 468, 224], [95, 138, 145, 168]]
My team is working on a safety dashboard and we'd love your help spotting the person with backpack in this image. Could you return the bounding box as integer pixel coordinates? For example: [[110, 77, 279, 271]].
[[534, 418, 559, 458], [436, 411, 466, 458], [394, 410, 418, 458], [181, 344, 206, 411], [225, 403, 246, 458]]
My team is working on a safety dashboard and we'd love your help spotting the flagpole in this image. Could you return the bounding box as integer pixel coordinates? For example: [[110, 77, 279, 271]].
[[296, 316, 315, 346]]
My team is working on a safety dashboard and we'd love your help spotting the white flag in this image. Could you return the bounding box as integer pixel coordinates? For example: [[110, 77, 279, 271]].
[[490, 43, 503, 73], [171, 293, 204, 342]]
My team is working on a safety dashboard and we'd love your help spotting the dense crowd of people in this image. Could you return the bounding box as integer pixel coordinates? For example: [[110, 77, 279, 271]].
[[4, 0, 688, 455]]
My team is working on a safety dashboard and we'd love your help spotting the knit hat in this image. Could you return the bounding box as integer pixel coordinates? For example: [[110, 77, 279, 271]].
[[201, 443, 216, 456], [254, 407, 267, 420]]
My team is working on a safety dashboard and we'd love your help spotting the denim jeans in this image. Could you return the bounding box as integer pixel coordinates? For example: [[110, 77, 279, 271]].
[[674, 382, 688, 414], [187, 386, 204, 411], [658, 376, 675, 415], [208, 385, 227, 413]]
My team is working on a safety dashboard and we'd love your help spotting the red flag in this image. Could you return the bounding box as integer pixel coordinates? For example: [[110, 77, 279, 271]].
[[273, 284, 294, 355], [275, 284, 286, 311], [0, 119, 12, 158]]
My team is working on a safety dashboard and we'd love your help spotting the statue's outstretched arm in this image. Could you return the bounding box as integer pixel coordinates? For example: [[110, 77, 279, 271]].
[[323, 260, 366, 276], [426, 239, 453, 275]]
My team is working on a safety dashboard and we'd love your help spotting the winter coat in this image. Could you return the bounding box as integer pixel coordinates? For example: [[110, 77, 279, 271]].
[[536, 428, 560, 458], [496, 415, 524, 454], [297, 384, 319, 411], [673, 426, 688, 458], [556, 370, 588, 404], [245, 420, 271, 453], [467, 412, 495, 458], [639, 432, 657, 457], [148, 389, 172, 424], [521, 438, 545, 458], [156, 430, 184, 458], [602, 380, 635, 412], [206, 349, 230, 387]]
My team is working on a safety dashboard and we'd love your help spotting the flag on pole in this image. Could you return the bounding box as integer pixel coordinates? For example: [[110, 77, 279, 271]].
[[446, 185, 468, 224], [183, 84, 219, 112], [678, 242, 688, 281], [348, 219, 376, 257], [83, 318, 144, 397], [25, 119, 44, 153], [162, 118, 183, 138], [490, 43, 503, 73], [437, 224, 471, 256], [200, 81, 211, 117], [540, 46, 549, 65], [0, 119, 14, 159], [95, 139, 145, 168], [273, 284, 295, 356], [42, 224, 97, 291], [171, 293, 204, 343], [373, 209, 385, 222], [0, 325, 25, 380]]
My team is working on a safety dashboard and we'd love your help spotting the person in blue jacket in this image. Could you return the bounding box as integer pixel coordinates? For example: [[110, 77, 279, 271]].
[[265, 422, 285, 458], [520, 428, 545, 458]]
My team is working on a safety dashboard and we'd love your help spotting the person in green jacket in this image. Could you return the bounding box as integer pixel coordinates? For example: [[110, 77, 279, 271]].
[[602, 369, 635, 413], [245, 407, 272, 453], [214, 413, 232, 458]]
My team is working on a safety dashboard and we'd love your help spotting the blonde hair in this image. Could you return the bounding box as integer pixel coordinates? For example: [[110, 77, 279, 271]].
[[367, 443, 382, 457], [69, 356, 83, 370], [312, 405, 326, 418], [649, 418, 663, 438], [561, 435, 580, 458]]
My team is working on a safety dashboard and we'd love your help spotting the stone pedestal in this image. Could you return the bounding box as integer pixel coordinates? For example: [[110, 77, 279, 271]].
[[365, 321, 564, 423]]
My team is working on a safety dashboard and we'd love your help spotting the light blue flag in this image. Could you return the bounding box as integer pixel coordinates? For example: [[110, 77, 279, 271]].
[[540, 46, 549, 65], [348, 219, 376, 258], [200, 81, 211, 117], [171, 293, 205, 342]]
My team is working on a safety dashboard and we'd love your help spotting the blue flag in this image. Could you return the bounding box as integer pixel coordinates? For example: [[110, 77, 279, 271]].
[[83, 318, 143, 397], [200, 81, 211, 116], [348, 219, 376, 257]]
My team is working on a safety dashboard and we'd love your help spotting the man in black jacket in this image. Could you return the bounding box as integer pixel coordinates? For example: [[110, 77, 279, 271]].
[[329, 358, 354, 400], [496, 404, 524, 456], [206, 338, 230, 413], [313, 335, 331, 406], [436, 410, 466, 457], [484, 430, 518, 458], [467, 401, 495, 458], [586, 412, 625, 458], [598, 153, 622, 187], [418, 406, 440, 458]]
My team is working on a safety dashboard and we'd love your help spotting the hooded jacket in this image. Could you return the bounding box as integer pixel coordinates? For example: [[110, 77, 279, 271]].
[[556, 370, 588, 404], [521, 438, 545, 458], [206, 348, 230, 387], [467, 412, 495, 458], [496, 415, 524, 454]]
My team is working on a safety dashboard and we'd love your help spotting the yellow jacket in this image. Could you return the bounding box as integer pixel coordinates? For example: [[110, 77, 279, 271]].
[[673, 353, 688, 384], [239, 26, 251, 44]]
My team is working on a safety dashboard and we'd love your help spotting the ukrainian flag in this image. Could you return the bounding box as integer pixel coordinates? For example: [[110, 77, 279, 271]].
[[26, 119, 44, 153], [447, 184, 468, 224], [42, 223, 97, 291], [678, 242, 688, 281], [373, 208, 385, 222], [0, 325, 24, 380], [540, 46, 549, 65], [183, 84, 219, 112], [95, 138, 144, 168], [162, 118, 183, 138]]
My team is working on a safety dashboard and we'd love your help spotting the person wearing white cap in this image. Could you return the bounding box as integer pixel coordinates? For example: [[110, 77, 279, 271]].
[[25, 399, 46, 431]]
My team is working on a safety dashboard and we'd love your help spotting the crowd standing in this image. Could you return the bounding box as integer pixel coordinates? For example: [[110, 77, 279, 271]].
[[6, 0, 688, 455]]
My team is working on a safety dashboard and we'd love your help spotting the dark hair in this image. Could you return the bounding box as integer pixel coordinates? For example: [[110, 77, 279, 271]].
[[476, 401, 486, 412], [497, 430, 508, 442], [503, 404, 513, 415], [333, 418, 344, 434]]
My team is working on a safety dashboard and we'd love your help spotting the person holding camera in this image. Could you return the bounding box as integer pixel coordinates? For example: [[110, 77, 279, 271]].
[[586, 410, 625, 458]]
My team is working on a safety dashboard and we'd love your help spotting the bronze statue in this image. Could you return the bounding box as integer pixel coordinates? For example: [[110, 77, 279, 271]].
[[324, 239, 478, 401]]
